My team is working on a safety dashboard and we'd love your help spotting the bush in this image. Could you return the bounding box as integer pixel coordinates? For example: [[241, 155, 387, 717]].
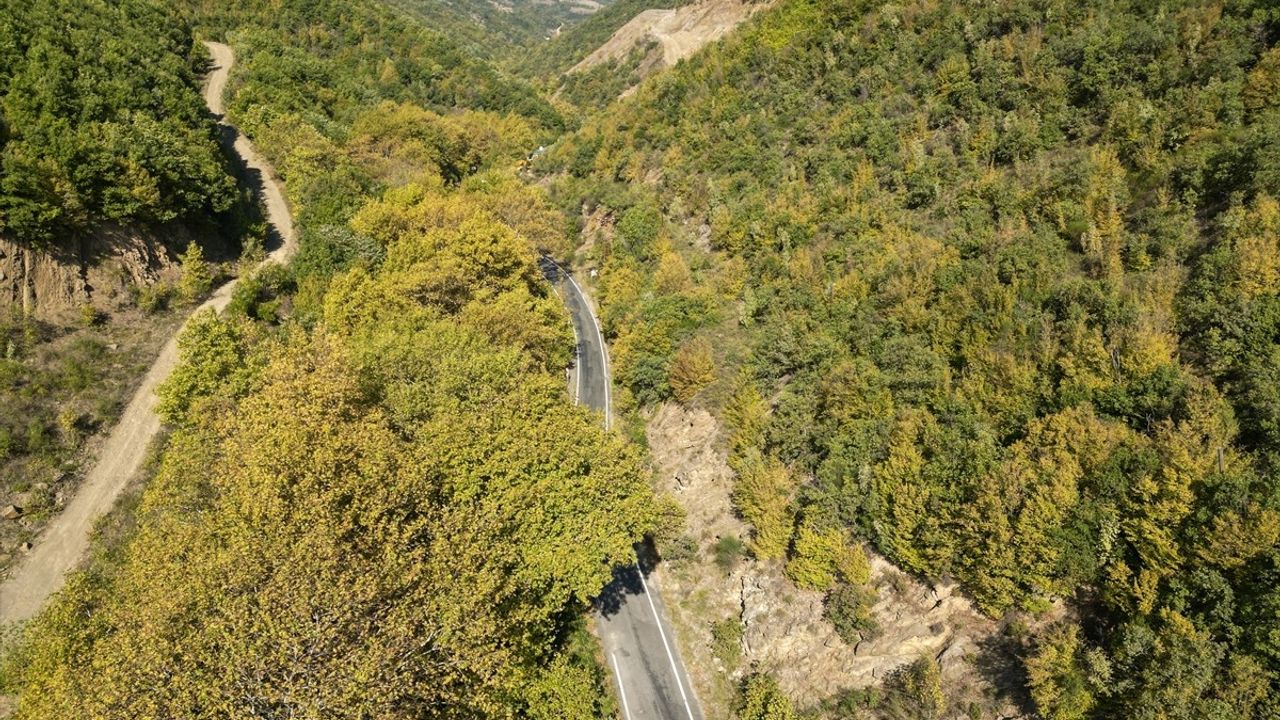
[[785, 518, 870, 591], [710, 617, 743, 670], [713, 534, 747, 573], [825, 582, 880, 645], [737, 674, 796, 720], [135, 282, 172, 314]]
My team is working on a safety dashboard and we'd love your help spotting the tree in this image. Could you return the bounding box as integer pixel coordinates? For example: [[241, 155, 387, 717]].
[[177, 241, 213, 304], [1026, 624, 1100, 720], [737, 674, 796, 720], [731, 452, 796, 560], [669, 336, 717, 403]]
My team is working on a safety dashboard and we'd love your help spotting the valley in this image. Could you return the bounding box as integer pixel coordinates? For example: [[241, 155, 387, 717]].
[[2, 1, 1279, 719]]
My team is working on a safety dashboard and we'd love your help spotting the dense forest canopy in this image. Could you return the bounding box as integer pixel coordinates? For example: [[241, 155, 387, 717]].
[[3, 0, 660, 717], [4, 176, 657, 718], [0, 0, 235, 244], [175, 0, 563, 131], [3, 0, 1280, 717], [544, 0, 1280, 716]]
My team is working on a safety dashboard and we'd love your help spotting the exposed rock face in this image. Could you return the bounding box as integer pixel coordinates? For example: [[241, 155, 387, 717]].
[[0, 223, 204, 319], [568, 0, 772, 97], [646, 402, 1004, 715]]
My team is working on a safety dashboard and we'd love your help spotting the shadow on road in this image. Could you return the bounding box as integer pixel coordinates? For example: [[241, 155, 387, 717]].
[[595, 541, 662, 618], [212, 118, 286, 256]]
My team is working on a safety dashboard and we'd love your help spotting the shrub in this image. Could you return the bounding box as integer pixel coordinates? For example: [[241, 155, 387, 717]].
[[785, 518, 870, 591], [825, 582, 879, 645], [135, 282, 171, 314], [737, 674, 796, 720], [713, 534, 747, 573], [710, 617, 743, 670]]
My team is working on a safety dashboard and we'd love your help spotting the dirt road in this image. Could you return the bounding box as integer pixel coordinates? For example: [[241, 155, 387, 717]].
[[0, 42, 296, 626]]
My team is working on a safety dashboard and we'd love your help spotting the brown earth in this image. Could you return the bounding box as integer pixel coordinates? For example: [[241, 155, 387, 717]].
[[0, 41, 296, 628], [0, 224, 226, 321], [646, 402, 1025, 717], [568, 0, 771, 96]]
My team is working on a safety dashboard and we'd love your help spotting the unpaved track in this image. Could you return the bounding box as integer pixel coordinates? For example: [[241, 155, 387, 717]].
[[0, 42, 295, 626]]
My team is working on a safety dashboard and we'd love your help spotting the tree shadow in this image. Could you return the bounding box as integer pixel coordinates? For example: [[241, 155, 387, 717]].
[[971, 626, 1032, 715], [594, 541, 659, 618], [210, 116, 281, 256]]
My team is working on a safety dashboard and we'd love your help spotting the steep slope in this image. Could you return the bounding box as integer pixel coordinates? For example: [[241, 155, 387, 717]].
[[544, 0, 1280, 716], [570, 0, 768, 82], [517, 0, 692, 80], [0, 41, 296, 627], [543, 0, 768, 107], [0, 0, 238, 315]]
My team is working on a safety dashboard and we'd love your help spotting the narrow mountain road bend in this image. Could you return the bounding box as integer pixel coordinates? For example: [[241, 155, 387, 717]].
[[540, 257, 705, 720], [0, 42, 296, 626]]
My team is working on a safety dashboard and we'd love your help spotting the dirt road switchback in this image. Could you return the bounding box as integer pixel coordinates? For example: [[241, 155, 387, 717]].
[[0, 42, 296, 626]]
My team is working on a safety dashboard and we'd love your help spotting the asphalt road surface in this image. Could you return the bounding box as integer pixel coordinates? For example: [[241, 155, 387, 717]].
[[539, 257, 704, 720], [0, 42, 296, 626]]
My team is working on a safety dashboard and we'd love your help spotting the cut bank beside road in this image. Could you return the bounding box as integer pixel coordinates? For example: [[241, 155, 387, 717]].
[[0, 42, 297, 626]]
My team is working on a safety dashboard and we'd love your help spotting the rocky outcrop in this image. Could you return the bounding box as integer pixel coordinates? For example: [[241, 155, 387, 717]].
[[567, 0, 773, 97], [0, 223, 206, 319], [647, 402, 1005, 715]]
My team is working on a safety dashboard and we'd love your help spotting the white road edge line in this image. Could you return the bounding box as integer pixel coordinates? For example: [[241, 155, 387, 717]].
[[544, 257, 610, 428], [610, 651, 634, 720], [637, 564, 696, 720], [543, 280, 582, 404]]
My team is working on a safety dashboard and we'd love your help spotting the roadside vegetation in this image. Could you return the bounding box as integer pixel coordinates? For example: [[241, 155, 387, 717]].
[[3, 0, 1279, 717], [543, 0, 1280, 716]]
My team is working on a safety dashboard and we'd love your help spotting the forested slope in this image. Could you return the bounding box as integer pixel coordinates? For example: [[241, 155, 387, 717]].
[[5, 177, 658, 718], [3, 0, 662, 716], [0, 0, 234, 245], [544, 0, 1280, 716]]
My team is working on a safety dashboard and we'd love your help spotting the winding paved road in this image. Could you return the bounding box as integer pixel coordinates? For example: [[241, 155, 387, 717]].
[[0, 42, 296, 626], [540, 257, 704, 720]]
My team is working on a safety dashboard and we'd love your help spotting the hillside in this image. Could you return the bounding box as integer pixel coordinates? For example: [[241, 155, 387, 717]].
[[2, 0, 1278, 718], [388, 0, 614, 51], [564, 0, 769, 101], [1, 0, 660, 717], [543, 0, 1280, 716]]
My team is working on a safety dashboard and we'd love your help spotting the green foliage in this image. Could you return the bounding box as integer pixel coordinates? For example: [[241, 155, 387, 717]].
[[737, 673, 797, 720], [885, 656, 946, 720], [713, 534, 747, 573], [669, 336, 717, 403], [0, 0, 234, 244], [548, 0, 1280, 712], [731, 451, 796, 560], [133, 282, 172, 315], [710, 617, 743, 671], [177, 242, 213, 304], [785, 517, 869, 591], [7, 180, 656, 718], [825, 581, 879, 645], [1027, 624, 1102, 720], [155, 310, 267, 427]]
